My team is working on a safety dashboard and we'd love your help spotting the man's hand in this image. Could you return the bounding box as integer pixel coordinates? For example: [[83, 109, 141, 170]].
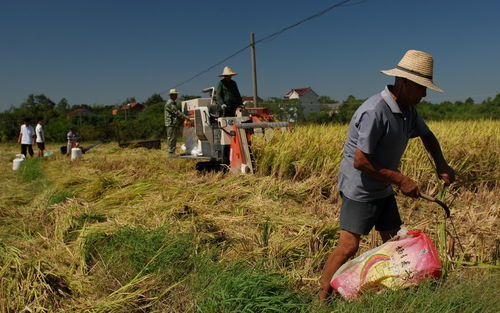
[[399, 175, 420, 198], [420, 132, 456, 186], [437, 164, 456, 186]]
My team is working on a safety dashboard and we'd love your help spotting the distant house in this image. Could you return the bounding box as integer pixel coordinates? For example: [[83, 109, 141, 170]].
[[283, 87, 320, 114], [242, 96, 263, 106], [112, 102, 145, 115], [66, 108, 90, 118]]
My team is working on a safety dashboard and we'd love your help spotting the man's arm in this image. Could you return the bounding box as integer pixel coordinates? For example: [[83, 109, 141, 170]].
[[216, 81, 224, 105], [18, 131, 22, 144], [420, 131, 455, 185], [233, 81, 243, 105], [164, 102, 169, 126], [353, 148, 420, 197], [174, 102, 187, 120]]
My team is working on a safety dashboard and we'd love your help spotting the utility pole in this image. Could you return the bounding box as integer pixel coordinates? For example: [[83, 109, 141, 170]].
[[250, 32, 258, 107]]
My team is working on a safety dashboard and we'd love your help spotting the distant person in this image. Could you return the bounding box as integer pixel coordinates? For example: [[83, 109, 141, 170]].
[[35, 117, 45, 157], [164, 89, 188, 155], [318, 50, 456, 299], [18, 118, 35, 157], [216, 66, 243, 117], [66, 127, 81, 156]]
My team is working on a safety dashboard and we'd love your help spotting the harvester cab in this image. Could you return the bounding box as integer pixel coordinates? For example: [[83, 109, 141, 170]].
[[177, 88, 289, 173]]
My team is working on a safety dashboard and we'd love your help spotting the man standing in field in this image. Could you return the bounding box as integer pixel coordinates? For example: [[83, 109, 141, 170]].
[[18, 118, 35, 157], [35, 117, 45, 157], [216, 66, 243, 117], [164, 88, 188, 155], [66, 127, 81, 156], [318, 50, 456, 299]]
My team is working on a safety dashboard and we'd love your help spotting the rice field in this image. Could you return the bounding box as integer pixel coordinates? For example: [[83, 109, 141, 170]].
[[0, 120, 498, 312]]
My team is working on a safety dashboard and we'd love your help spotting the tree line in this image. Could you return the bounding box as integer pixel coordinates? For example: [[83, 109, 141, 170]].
[[0, 93, 498, 143]]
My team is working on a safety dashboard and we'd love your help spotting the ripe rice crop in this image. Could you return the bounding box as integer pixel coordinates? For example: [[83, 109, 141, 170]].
[[0, 120, 498, 312]]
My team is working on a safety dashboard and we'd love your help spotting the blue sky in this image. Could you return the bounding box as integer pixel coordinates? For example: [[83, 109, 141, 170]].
[[1, 0, 499, 111]]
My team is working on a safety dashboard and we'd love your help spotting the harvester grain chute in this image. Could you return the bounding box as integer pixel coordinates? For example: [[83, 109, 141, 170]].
[[175, 87, 290, 173]]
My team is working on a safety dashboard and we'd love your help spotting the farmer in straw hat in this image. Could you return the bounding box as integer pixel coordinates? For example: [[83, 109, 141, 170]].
[[164, 88, 188, 155], [318, 50, 456, 299], [216, 66, 243, 117]]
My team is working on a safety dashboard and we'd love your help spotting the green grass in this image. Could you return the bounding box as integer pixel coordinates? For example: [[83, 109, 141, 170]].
[[192, 262, 311, 313], [84, 226, 197, 283], [46, 190, 74, 206], [17, 157, 45, 182]]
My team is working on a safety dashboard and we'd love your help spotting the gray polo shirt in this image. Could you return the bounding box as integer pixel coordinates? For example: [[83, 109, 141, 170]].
[[338, 86, 430, 201]]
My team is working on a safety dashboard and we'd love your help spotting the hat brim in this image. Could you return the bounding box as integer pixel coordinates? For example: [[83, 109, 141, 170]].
[[218, 73, 238, 77], [381, 68, 443, 93]]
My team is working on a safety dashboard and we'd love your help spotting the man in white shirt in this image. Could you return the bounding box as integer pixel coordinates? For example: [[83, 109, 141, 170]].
[[35, 117, 45, 157], [18, 118, 35, 157]]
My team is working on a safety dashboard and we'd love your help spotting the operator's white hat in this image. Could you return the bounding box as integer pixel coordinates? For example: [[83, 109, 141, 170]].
[[218, 66, 238, 77]]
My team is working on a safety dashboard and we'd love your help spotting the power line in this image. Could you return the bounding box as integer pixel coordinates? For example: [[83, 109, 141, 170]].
[[256, 0, 352, 45], [171, 44, 251, 89], [162, 0, 358, 94]]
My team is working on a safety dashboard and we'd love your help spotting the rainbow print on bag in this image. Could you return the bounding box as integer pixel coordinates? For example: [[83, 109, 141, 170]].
[[330, 230, 441, 300]]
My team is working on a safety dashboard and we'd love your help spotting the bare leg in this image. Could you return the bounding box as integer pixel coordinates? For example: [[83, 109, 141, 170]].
[[318, 230, 360, 299]]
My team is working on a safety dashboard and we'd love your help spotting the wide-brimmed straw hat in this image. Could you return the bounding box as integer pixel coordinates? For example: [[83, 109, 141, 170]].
[[218, 66, 238, 77], [381, 49, 443, 93], [169, 88, 179, 94]]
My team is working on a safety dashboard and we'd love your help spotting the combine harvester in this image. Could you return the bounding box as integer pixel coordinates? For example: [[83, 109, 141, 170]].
[[177, 87, 289, 173]]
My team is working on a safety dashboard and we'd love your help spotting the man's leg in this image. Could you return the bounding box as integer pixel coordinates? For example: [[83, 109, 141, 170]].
[[167, 127, 177, 154], [39, 143, 45, 157], [318, 230, 360, 299], [28, 145, 34, 157], [376, 195, 402, 243], [379, 228, 400, 243], [21, 144, 28, 158]]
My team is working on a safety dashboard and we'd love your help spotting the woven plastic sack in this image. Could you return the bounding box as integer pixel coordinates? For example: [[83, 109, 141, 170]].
[[330, 229, 441, 300]]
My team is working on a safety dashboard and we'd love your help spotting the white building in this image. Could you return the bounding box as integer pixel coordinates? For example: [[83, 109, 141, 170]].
[[283, 87, 320, 114]]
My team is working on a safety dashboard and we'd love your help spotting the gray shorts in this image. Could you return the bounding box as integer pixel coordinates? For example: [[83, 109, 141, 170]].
[[339, 193, 402, 235]]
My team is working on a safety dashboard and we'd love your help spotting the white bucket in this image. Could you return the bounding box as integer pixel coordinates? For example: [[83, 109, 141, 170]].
[[12, 154, 25, 170], [71, 148, 82, 161], [241, 164, 251, 174]]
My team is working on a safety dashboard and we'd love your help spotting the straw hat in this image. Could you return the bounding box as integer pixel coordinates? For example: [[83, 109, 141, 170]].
[[169, 88, 179, 94], [218, 66, 238, 77], [381, 50, 443, 93]]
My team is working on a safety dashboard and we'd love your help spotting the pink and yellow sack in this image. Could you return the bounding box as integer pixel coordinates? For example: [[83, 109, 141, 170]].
[[330, 230, 441, 300]]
